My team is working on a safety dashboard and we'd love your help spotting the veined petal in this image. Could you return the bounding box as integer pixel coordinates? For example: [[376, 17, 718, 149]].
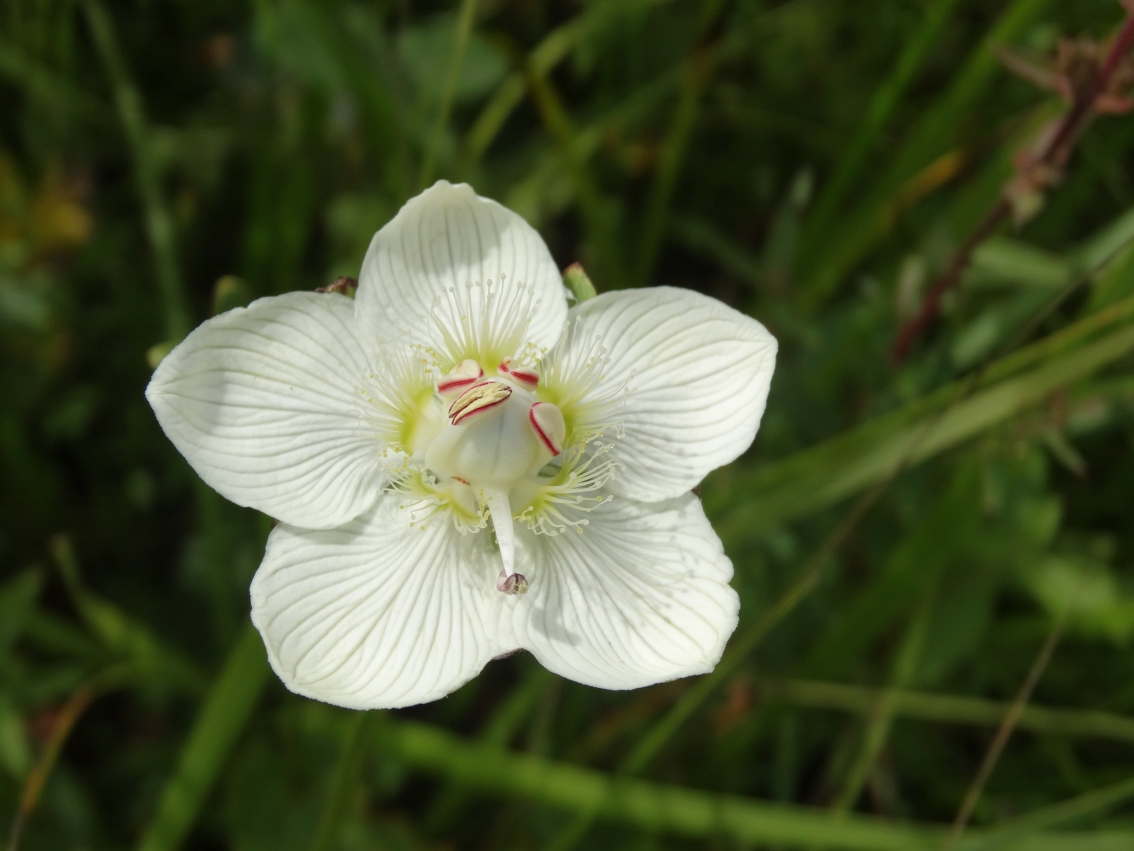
[[356, 181, 568, 364], [549, 287, 776, 501], [251, 495, 512, 709], [511, 494, 738, 690], [146, 292, 385, 529]]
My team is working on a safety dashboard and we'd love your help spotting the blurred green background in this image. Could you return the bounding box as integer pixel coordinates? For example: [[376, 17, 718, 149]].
[[5, 0, 1134, 849]]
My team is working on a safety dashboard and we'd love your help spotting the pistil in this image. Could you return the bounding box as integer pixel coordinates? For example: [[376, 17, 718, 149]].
[[484, 488, 526, 595], [417, 362, 571, 593]]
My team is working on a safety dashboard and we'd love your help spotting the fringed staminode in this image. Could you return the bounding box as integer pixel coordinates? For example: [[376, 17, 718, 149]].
[[424, 278, 545, 373]]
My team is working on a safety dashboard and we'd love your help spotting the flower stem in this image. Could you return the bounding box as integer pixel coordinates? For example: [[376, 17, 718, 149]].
[[892, 6, 1134, 363]]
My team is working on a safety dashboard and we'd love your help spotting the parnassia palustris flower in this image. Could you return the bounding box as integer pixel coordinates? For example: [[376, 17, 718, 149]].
[[146, 181, 777, 709]]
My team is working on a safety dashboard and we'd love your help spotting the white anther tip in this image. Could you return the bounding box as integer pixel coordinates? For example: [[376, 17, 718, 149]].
[[498, 357, 539, 388], [529, 401, 566, 456], [437, 359, 484, 396]]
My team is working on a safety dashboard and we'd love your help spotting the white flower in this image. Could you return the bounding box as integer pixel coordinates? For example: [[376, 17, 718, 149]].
[[146, 181, 777, 709]]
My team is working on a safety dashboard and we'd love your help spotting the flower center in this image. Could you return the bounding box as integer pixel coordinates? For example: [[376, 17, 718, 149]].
[[421, 359, 565, 594]]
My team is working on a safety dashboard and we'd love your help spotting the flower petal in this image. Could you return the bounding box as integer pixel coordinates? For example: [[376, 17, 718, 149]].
[[356, 181, 568, 360], [553, 287, 776, 501], [251, 496, 511, 709], [146, 292, 384, 529], [512, 493, 738, 690]]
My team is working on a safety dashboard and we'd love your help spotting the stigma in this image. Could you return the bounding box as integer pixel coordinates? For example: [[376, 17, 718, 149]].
[[421, 360, 567, 593]]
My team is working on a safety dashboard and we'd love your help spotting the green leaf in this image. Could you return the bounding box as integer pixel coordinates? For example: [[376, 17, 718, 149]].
[[52, 535, 205, 695], [800, 0, 1058, 304], [709, 301, 1134, 542], [0, 568, 42, 659], [136, 623, 270, 851], [375, 715, 1134, 850], [308, 711, 374, 851], [763, 678, 1134, 745]]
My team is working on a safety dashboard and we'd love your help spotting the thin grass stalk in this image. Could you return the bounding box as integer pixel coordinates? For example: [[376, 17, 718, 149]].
[[943, 594, 1077, 849], [801, 0, 1057, 305], [5, 663, 134, 851], [135, 624, 270, 851], [525, 66, 627, 287], [308, 712, 374, 851], [82, 0, 189, 342], [803, 0, 964, 247], [633, 26, 722, 287], [378, 714, 1134, 850], [464, 0, 670, 164], [762, 678, 1134, 744], [6, 688, 93, 851], [831, 597, 933, 813], [893, 6, 1134, 361], [546, 479, 892, 851], [419, 0, 477, 188], [961, 775, 1134, 851]]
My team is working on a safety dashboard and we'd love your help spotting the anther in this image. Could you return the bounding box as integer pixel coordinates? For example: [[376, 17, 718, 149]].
[[498, 357, 539, 388], [528, 402, 566, 456], [449, 381, 512, 425], [438, 359, 484, 397]]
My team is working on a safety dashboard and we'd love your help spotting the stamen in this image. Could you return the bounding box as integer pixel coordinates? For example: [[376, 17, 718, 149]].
[[498, 357, 539, 388], [389, 468, 487, 535], [528, 402, 565, 456], [357, 342, 436, 460], [425, 278, 543, 370], [518, 442, 620, 536], [538, 316, 629, 443], [437, 359, 483, 396], [449, 381, 512, 424]]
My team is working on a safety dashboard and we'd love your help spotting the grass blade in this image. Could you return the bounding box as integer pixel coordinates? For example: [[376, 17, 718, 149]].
[[376, 715, 1134, 851], [764, 678, 1134, 744], [831, 599, 933, 812], [633, 1, 724, 287], [711, 302, 1134, 540], [464, 0, 669, 163], [419, 0, 478, 188], [136, 624, 270, 851], [804, 0, 965, 247], [83, 0, 189, 341], [800, 0, 1057, 305], [308, 712, 373, 851]]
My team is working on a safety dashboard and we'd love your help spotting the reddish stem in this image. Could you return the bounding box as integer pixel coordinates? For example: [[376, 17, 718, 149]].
[[892, 10, 1134, 364]]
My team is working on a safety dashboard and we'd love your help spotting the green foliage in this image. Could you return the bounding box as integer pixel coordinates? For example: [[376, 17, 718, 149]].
[[3, 1, 1134, 849]]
